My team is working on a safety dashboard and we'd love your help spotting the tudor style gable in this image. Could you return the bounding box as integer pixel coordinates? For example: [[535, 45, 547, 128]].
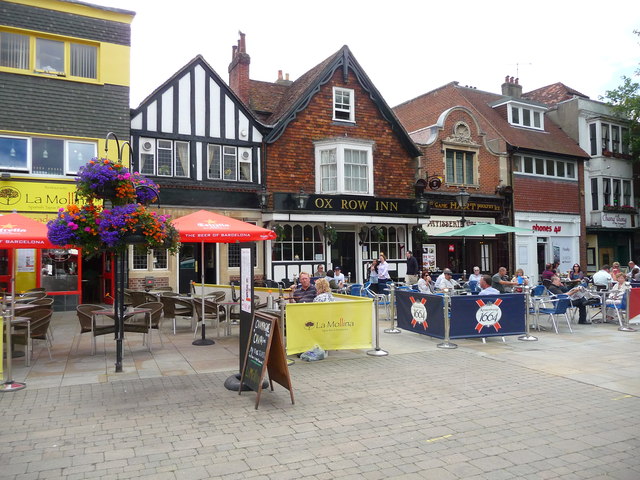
[[130, 55, 266, 208]]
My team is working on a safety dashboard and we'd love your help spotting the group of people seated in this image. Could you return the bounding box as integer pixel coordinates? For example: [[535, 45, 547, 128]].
[[292, 268, 347, 304]]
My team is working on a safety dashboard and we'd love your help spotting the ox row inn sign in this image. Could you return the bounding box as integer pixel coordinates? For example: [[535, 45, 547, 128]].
[[273, 193, 503, 216]]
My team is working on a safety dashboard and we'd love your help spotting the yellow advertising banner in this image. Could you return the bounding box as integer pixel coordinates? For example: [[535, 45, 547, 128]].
[[285, 297, 373, 354], [0, 179, 76, 215]]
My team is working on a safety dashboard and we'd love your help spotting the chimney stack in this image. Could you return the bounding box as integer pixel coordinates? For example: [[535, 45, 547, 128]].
[[229, 31, 251, 104], [501, 75, 523, 98], [275, 70, 293, 86]]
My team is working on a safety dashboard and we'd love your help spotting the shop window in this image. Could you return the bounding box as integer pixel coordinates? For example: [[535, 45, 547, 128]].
[[1, 135, 95, 175], [132, 247, 168, 271], [272, 224, 324, 262], [361, 225, 406, 260], [41, 249, 79, 292]]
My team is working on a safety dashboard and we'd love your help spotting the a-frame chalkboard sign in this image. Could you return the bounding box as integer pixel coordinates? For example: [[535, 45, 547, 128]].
[[239, 311, 294, 409]]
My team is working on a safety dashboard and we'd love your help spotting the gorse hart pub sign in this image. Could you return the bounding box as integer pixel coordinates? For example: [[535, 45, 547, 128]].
[[273, 193, 503, 215]]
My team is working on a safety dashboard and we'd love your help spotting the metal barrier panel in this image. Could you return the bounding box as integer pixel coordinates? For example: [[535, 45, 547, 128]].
[[396, 291, 446, 339], [628, 287, 640, 324], [450, 293, 526, 339]]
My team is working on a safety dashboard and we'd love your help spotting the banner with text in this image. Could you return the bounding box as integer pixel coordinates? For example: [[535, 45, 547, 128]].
[[285, 298, 373, 354], [450, 293, 526, 338], [396, 291, 446, 339]]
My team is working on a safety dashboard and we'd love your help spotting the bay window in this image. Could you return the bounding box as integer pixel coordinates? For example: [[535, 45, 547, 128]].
[[315, 139, 373, 194]]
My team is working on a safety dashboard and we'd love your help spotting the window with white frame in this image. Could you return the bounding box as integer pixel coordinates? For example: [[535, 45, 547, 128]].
[[315, 139, 373, 194], [139, 138, 190, 178], [507, 102, 545, 130], [445, 149, 476, 185], [131, 246, 168, 270], [513, 154, 577, 180], [272, 224, 324, 262], [361, 226, 406, 260], [0, 134, 96, 175], [594, 177, 634, 209], [333, 87, 355, 122], [0, 29, 97, 80], [206, 144, 252, 182], [590, 121, 631, 156]]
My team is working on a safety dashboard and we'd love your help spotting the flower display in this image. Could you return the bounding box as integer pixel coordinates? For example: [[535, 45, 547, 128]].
[[48, 157, 176, 255], [75, 157, 159, 205]]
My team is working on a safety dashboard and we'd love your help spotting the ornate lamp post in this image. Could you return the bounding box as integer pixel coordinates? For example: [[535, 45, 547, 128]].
[[455, 188, 471, 280]]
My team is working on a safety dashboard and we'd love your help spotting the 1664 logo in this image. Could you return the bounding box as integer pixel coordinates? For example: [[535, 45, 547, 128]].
[[409, 296, 428, 330], [475, 298, 503, 332]]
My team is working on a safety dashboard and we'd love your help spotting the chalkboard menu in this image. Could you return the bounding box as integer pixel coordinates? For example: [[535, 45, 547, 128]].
[[240, 312, 294, 409]]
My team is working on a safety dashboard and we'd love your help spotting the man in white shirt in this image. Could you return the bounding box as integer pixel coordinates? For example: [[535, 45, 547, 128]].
[[592, 265, 612, 290], [435, 268, 456, 291], [333, 266, 345, 286]]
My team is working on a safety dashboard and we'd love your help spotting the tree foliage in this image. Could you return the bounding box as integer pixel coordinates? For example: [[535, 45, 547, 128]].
[[602, 30, 640, 161]]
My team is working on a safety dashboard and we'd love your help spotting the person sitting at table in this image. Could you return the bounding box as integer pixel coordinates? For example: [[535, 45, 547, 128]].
[[479, 275, 499, 295], [468, 266, 482, 283], [627, 261, 638, 281], [547, 275, 590, 324], [611, 262, 622, 278], [630, 266, 640, 282], [417, 271, 434, 294], [491, 267, 518, 293], [293, 272, 317, 303], [606, 273, 629, 306], [510, 268, 529, 292], [325, 270, 343, 290], [592, 264, 612, 290], [541, 263, 555, 282], [333, 266, 346, 285], [435, 268, 456, 291], [314, 264, 325, 277], [568, 263, 585, 284], [313, 278, 336, 302]]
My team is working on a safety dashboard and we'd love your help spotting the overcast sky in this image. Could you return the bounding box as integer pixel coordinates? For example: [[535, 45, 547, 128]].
[[94, 0, 639, 109]]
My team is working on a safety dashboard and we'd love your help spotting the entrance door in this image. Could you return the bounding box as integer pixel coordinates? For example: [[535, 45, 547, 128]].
[[599, 247, 614, 268], [179, 243, 216, 294], [536, 241, 547, 280], [331, 232, 356, 282]]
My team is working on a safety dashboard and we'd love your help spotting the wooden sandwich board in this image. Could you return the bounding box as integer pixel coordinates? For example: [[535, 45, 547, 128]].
[[239, 311, 294, 409]]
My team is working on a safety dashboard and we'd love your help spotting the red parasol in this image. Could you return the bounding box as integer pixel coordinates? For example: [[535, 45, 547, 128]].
[[0, 213, 58, 392], [172, 210, 275, 346], [172, 210, 276, 243], [0, 213, 56, 249]]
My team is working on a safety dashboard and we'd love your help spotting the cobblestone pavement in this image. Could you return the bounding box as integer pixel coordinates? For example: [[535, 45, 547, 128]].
[[2, 340, 639, 479]]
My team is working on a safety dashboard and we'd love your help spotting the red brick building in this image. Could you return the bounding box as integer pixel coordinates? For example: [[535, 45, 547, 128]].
[[394, 78, 589, 279], [229, 34, 422, 283]]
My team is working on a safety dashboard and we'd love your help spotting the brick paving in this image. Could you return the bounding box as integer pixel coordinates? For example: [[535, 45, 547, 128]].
[[2, 343, 639, 479]]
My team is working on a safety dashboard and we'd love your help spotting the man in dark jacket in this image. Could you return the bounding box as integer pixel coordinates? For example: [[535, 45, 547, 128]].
[[547, 275, 590, 324], [405, 251, 419, 285]]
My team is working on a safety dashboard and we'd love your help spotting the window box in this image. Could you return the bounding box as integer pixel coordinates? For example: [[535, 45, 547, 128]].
[[603, 205, 637, 214]]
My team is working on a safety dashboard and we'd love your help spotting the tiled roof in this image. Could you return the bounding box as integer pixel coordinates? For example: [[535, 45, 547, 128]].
[[249, 50, 341, 125], [393, 82, 589, 159], [522, 82, 590, 106]]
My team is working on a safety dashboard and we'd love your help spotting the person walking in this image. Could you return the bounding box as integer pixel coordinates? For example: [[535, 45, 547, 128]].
[[405, 250, 419, 285], [377, 253, 390, 291]]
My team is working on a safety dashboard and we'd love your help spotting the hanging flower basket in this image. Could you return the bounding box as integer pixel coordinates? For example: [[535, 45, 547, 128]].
[[48, 156, 178, 256], [324, 225, 338, 245]]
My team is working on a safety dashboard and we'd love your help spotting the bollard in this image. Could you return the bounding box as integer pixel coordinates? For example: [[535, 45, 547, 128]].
[[367, 296, 389, 356], [383, 282, 401, 334], [437, 288, 457, 349], [618, 289, 636, 332], [519, 285, 538, 341]]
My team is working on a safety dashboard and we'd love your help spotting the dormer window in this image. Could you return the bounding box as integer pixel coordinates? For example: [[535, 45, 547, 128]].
[[508, 103, 544, 130], [333, 87, 355, 122]]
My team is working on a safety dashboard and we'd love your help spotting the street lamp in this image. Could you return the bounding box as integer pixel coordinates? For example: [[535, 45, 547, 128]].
[[455, 187, 471, 280], [294, 188, 309, 209]]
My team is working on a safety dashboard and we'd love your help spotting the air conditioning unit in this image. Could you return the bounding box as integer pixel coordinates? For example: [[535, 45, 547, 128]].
[[142, 141, 152, 151]]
